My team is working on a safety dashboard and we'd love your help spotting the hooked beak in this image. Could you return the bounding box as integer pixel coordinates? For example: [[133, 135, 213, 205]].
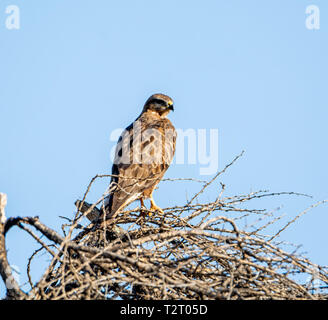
[[168, 103, 174, 111]]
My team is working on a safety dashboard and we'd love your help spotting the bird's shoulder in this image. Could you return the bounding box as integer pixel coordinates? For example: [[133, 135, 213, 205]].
[[139, 112, 176, 131], [116, 112, 176, 151]]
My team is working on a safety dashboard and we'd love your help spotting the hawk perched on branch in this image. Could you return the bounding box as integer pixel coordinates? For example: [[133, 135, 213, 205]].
[[104, 94, 176, 219]]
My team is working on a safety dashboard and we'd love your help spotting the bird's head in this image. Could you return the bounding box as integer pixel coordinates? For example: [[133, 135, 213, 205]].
[[142, 93, 174, 117]]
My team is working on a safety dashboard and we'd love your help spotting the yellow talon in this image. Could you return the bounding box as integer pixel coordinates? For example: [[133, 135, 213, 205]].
[[139, 198, 153, 217], [138, 197, 164, 217], [150, 198, 164, 214]]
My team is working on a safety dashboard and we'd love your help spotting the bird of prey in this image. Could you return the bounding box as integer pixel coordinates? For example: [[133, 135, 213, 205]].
[[103, 93, 176, 220]]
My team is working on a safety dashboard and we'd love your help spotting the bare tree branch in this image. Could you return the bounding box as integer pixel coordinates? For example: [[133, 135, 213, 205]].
[[1, 156, 328, 300], [0, 193, 26, 299]]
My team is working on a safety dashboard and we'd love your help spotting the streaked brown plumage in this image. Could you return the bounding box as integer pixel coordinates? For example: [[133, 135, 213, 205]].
[[104, 94, 176, 219]]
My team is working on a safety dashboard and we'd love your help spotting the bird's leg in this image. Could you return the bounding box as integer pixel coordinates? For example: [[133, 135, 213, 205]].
[[139, 198, 149, 218], [140, 198, 146, 209], [149, 194, 164, 215]]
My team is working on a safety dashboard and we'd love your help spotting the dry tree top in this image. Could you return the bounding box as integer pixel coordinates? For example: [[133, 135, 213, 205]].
[[1, 153, 328, 300]]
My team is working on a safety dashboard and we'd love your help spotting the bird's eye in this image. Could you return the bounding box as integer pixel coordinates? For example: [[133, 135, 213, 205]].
[[157, 99, 166, 106]]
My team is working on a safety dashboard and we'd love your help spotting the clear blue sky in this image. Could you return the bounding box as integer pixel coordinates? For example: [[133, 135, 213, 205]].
[[1, 0, 327, 294]]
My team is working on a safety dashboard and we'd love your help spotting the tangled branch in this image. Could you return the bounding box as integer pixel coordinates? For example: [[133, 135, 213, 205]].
[[1, 154, 328, 300]]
